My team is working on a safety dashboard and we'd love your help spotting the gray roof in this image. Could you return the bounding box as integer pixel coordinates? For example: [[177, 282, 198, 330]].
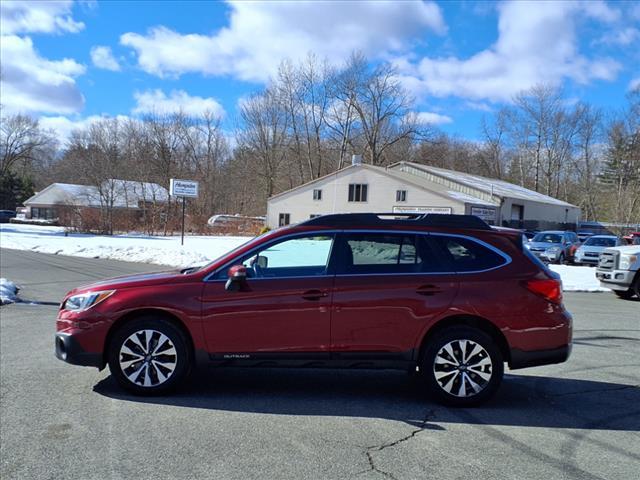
[[395, 162, 577, 207], [25, 180, 168, 208], [268, 164, 498, 207]]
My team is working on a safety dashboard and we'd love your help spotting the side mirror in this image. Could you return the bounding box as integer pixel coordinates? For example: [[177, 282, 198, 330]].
[[225, 265, 248, 292]]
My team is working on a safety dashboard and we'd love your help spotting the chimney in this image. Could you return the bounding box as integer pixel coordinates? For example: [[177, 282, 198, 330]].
[[351, 154, 363, 166]]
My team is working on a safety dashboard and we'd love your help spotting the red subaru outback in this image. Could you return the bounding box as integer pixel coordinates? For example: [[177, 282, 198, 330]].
[[55, 214, 571, 406]]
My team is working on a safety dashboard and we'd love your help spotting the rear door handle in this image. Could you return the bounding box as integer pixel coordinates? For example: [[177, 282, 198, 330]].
[[416, 285, 443, 296], [301, 289, 328, 301]]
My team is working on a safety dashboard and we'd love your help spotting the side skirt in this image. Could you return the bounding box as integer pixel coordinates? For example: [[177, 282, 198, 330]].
[[201, 350, 417, 371]]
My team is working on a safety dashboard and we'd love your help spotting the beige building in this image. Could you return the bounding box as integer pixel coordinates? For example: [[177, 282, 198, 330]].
[[266, 158, 580, 230]]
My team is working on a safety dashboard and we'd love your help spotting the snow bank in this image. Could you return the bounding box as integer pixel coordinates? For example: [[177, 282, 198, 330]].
[[0, 224, 250, 268], [548, 265, 610, 292], [0, 278, 20, 305]]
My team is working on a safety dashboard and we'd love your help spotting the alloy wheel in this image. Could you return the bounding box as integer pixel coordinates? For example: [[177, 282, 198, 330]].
[[119, 329, 178, 387], [433, 339, 493, 398]]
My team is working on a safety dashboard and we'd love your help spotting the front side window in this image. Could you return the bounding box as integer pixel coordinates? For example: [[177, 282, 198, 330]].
[[313, 189, 322, 200], [241, 235, 334, 278], [348, 184, 368, 202], [396, 190, 407, 202], [278, 213, 290, 226], [432, 235, 507, 272]]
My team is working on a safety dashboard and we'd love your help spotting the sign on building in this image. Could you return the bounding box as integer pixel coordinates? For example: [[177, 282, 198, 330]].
[[393, 206, 453, 214], [169, 179, 199, 198], [470, 206, 497, 224]]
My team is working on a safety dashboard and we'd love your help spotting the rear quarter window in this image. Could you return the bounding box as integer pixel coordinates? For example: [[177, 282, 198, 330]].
[[431, 235, 508, 272]]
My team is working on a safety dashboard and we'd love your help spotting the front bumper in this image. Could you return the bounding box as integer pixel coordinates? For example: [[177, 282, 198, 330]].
[[509, 344, 572, 369], [596, 269, 635, 291], [55, 333, 104, 368]]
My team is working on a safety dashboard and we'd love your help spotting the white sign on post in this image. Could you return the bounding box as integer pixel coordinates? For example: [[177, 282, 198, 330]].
[[170, 179, 199, 198]]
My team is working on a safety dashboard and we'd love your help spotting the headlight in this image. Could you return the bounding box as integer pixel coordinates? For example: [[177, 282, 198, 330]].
[[547, 247, 561, 253], [64, 290, 115, 311], [620, 254, 638, 270]]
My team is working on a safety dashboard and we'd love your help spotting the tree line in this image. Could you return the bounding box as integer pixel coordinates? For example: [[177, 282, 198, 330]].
[[1, 52, 638, 233]]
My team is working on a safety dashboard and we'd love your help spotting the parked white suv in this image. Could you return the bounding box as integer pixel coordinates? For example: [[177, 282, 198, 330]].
[[596, 245, 640, 299]]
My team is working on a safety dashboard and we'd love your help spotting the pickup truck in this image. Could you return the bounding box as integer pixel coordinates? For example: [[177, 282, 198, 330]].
[[596, 245, 640, 299]]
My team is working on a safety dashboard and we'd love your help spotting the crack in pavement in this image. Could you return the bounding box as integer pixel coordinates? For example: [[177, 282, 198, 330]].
[[359, 409, 438, 479]]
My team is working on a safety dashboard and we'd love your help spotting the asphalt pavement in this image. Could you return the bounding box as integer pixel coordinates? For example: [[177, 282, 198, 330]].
[[1, 248, 639, 480]]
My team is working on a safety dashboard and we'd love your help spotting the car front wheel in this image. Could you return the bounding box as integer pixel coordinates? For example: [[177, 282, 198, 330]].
[[422, 326, 503, 407], [107, 316, 190, 395]]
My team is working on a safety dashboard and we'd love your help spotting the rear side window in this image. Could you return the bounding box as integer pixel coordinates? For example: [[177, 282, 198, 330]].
[[338, 233, 437, 274], [431, 235, 508, 272]]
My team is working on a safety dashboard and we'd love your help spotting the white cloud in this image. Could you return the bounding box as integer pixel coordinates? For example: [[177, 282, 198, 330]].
[[597, 27, 640, 46], [90, 46, 121, 71], [396, 0, 623, 102], [132, 89, 225, 118], [39, 114, 132, 144], [120, 0, 446, 82], [629, 78, 640, 91], [410, 111, 453, 125], [0, 0, 84, 35], [0, 35, 85, 115]]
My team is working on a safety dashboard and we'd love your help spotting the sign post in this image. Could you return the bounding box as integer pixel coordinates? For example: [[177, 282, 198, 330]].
[[169, 179, 199, 246]]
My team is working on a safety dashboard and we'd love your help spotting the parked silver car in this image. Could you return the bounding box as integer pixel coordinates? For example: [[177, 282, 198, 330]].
[[525, 231, 580, 264], [574, 235, 622, 266]]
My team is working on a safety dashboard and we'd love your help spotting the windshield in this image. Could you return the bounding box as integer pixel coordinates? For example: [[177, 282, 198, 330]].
[[532, 233, 562, 243], [584, 237, 616, 247], [182, 234, 263, 273]]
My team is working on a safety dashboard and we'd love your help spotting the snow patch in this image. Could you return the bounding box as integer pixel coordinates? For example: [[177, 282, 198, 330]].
[[0, 224, 250, 268], [0, 278, 20, 305], [548, 265, 610, 292]]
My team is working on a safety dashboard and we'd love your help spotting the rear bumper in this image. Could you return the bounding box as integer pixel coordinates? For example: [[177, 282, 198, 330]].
[[55, 333, 104, 369], [509, 344, 571, 369]]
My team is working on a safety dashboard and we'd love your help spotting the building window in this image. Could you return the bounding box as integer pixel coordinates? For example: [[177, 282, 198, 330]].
[[348, 184, 368, 202], [31, 207, 56, 220], [309, 214, 321, 219], [396, 190, 407, 202], [278, 213, 290, 226], [313, 189, 322, 201]]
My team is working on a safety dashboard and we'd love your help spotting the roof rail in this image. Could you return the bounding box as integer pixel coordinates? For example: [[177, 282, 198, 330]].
[[301, 213, 491, 230]]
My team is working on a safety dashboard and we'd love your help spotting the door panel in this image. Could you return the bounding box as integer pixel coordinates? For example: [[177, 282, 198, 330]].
[[201, 277, 333, 354], [200, 233, 336, 355], [331, 274, 458, 353], [330, 232, 458, 354]]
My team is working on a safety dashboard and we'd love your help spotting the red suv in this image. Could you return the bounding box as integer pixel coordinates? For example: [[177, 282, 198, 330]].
[[55, 214, 572, 406]]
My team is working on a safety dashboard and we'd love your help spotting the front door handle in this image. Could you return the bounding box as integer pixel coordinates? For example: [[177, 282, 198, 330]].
[[416, 285, 443, 296], [301, 289, 328, 301]]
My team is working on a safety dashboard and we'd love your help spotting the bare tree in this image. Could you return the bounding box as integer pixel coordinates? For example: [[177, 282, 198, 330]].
[[1, 113, 54, 178]]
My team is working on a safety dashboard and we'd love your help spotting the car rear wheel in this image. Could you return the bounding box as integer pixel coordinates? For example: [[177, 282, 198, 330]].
[[107, 316, 190, 395], [422, 327, 503, 407]]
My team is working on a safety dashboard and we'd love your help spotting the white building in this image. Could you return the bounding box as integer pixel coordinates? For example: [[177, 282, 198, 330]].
[[24, 180, 168, 220], [266, 157, 580, 230]]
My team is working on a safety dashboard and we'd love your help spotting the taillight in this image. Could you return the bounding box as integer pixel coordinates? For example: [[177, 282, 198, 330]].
[[526, 278, 563, 304]]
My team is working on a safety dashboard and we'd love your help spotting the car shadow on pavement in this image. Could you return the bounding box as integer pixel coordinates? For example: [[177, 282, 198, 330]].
[[93, 368, 640, 432]]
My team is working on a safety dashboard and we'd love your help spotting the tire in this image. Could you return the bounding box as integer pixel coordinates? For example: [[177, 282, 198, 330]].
[[422, 327, 503, 407], [614, 289, 635, 300], [107, 316, 191, 395]]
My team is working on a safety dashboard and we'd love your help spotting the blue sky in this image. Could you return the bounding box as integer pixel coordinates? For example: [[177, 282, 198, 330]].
[[1, 0, 638, 142]]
